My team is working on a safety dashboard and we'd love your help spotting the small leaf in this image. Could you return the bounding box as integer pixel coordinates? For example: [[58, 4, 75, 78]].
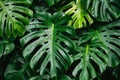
[[0, 41, 14, 58]]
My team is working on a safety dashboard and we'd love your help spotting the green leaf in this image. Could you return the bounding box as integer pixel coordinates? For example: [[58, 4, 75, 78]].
[[87, 0, 120, 21], [97, 19, 120, 67], [0, 40, 14, 58], [21, 12, 75, 78], [113, 64, 120, 80], [0, 0, 33, 38], [4, 55, 33, 80], [61, 0, 93, 28], [73, 19, 120, 80], [73, 39, 107, 80]]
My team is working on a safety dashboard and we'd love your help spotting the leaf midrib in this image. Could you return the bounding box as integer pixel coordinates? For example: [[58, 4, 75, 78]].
[[50, 23, 56, 77]]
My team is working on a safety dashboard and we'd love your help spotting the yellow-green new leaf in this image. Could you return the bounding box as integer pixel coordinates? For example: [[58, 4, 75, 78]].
[[62, 0, 93, 28]]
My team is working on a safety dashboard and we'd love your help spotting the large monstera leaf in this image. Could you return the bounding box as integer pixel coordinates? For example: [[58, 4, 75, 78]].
[[73, 19, 120, 80], [20, 12, 75, 78], [0, 40, 14, 58], [73, 32, 108, 80], [0, 0, 33, 38], [87, 0, 120, 21], [62, 0, 93, 28]]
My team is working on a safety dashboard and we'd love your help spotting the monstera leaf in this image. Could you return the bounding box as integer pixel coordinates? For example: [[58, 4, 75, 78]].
[[73, 19, 120, 80], [73, 32, 108, 80], [98, 19, 120, 66], [0, 0, 33, 38], [62, 0, 93, 28], [0, 40, 14, 58], [20, 12, 75, 77], [4, 55, 33, 80], [86, 0, 120, 21]]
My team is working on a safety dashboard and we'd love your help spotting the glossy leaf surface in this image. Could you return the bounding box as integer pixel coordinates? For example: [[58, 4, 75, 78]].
[[0, 0, 33, 38], [21, 12, 75, 77]]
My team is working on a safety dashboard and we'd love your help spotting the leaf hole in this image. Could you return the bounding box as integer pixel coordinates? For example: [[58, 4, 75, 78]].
[[60, 41, 67, 47], [43, 34, 48, 37], [24, 37, 40, 47], [46, 48, 49, 51], [0, 8, 3, 12], [44, 41, 48, 44]]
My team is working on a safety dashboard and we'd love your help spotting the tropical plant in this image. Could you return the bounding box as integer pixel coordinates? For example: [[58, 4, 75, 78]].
[[20, 12, 74, 78], [86, 0, 120, 21], [61, 0, 93, 28], [73, 19, 120, 80], [0, 0, 33, 38], [0, 0, 120, 80]]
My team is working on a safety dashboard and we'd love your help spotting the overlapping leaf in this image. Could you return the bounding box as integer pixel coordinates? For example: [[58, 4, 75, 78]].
[[62, 0, 93, 28], [0, 0, 33, 38], [20, 12, 75, 77], [4, 55, 33, 80], [73, 19, 120, 80], [98, 19, 120, 66], [113, 64, 120, 80], [86, 0, 120, 21], [0, 40, 14, 58], [73, 31, 108, 80]]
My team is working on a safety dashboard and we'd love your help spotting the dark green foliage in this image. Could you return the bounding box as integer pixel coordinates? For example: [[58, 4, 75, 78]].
[[73, 19, 120, 79], [113, 64, 120, 80], [0, 0, 120, 80], [44, 0, 60, 7], [4, 54, 33, 80], [0, 41, 14, 58]]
